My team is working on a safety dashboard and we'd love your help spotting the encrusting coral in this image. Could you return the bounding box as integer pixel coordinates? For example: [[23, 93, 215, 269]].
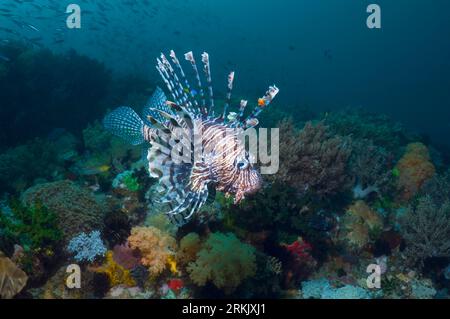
[[187, 232, 256, 293], [271, 119, 352, 198], [127, 226, 176, 277], [21, 180, 107, 244], [395, 143, 435, 202]]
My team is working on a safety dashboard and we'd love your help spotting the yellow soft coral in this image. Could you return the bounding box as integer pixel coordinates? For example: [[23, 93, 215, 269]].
[[395, 142, 435, 202], [94, 251, 136, 287], [166, 255, 179, 275], [127, 226, 176, 277]]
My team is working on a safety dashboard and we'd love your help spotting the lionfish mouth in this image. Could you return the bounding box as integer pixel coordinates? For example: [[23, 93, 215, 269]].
[[233, 171, 262, 204]]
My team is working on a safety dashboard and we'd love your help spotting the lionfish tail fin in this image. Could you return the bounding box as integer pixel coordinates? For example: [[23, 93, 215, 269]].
[[103, 106, 145, 145]]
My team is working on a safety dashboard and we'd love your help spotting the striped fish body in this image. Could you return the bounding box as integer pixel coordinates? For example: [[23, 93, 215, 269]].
[[104, 50, 278, 225]]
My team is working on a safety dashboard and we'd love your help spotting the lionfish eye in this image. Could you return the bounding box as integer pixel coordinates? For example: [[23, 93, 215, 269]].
[[237, 159, 248, 170]]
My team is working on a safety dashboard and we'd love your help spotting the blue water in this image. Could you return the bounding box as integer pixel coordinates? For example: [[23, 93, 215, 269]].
[[1, 0, 449, 145]]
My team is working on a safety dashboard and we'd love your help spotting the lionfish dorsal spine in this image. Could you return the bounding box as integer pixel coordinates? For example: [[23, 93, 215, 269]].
[[169, 50, 199, 111], [222, 71, 235, 121], [184, 51, 207, 113], [201, 52, 214, 113]]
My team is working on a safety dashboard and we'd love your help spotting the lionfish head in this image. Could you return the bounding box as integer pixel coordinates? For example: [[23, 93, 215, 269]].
[[232, 153, 262, 204]]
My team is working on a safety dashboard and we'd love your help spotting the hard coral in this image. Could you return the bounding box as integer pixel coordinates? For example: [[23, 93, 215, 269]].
[[127, 226, 176, 277], [21, 180, 107, 244], [187, 232, 256, 294], [272, 119, 352, 198], [67, 231, 107, 263], [395, 143, 435, 202], [350, 139, 393, 199], [400, 196, 450, 267]]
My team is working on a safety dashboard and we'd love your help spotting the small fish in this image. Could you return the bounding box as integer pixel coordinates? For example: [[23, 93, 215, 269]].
[[78, 165, 111, 176], [26, 24, 40, 32], [104, 50, 279, 225]]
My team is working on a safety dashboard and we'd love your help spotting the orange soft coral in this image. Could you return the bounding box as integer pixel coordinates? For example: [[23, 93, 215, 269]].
[[127, 226, 176, 277], [395, 143, 435, 202]]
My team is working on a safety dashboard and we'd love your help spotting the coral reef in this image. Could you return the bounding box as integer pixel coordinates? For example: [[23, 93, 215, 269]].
[[127, 226, 176, 277], [0, 43, 112, 148], [0, 200, 62, 254], [400, 195, 450, 267], [21, 180, 107, 244], [395, 143, 435, 202], [350, 139, 394, 199], [271, 119, 352, 198], [0, 138, 61, 193], [187, 232, 256, 294], [325, 108, 409, 153], [67, 231, 107, 263]]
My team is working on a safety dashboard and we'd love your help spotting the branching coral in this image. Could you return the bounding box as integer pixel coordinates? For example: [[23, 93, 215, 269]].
[[395, 143, 435, 202], [127, 226, 176, 277], [400, 196, 450, 267], [67, 231, 107, 263], [21, 180, 107, 244], [271, 119, 352, 198], [350, 139, 394, 199], [187, 232, 256, 293], [420, 170, 450, 205]]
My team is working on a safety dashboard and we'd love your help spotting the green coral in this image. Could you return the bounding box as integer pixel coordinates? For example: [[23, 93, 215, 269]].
[[122, 173, 140, 192], [0, 200, 62, 253], [187, 232, 256, 294]]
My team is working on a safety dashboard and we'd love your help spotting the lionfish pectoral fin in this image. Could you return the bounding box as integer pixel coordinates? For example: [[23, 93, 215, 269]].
[[103, 106, 146, 145]]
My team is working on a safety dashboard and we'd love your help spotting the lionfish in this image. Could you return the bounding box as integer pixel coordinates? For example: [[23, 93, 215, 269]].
[[104, 50, 279, 225]]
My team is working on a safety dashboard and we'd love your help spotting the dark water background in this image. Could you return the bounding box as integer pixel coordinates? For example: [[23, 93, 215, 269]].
[[1, 0, 449, 147]]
